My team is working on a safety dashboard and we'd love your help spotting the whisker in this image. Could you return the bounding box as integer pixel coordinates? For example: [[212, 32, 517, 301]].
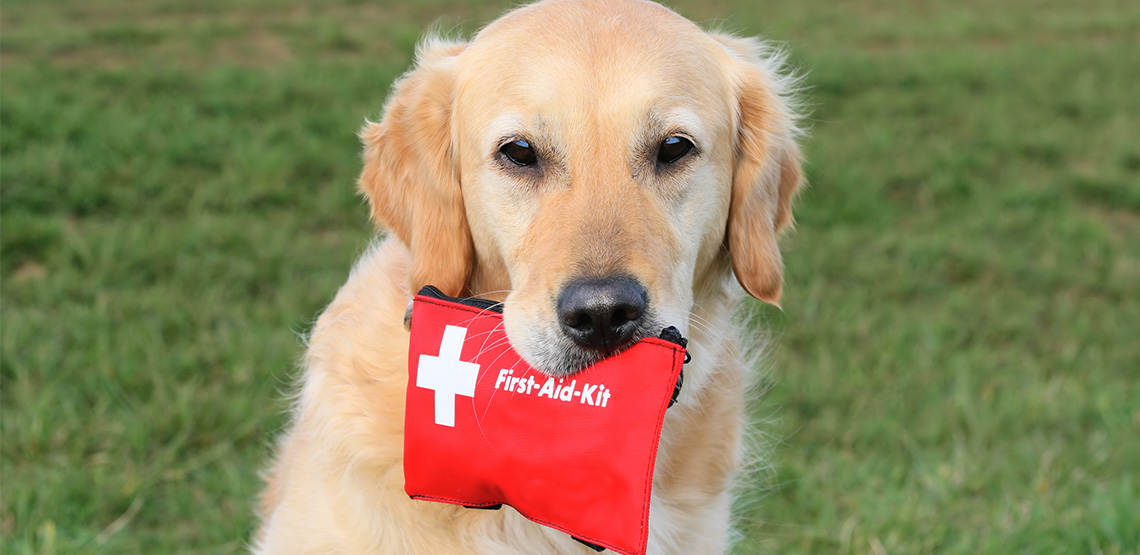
[[466, 288, 513, 299]]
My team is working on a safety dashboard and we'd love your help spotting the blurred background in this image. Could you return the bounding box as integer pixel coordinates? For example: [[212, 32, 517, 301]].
[[2, 0, 1137, 552]]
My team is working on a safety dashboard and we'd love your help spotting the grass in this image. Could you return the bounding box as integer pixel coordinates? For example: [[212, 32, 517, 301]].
[[2, 0, 1138, 552]]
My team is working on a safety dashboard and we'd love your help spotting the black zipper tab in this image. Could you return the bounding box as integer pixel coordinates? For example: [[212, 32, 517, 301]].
[[658, 326, 689, 408]]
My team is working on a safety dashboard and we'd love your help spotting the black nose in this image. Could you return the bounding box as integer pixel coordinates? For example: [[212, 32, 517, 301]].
[[557, 276, 648, 352]]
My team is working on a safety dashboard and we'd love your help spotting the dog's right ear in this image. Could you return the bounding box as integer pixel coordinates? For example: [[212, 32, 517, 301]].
[[358, 38, 472, 297]]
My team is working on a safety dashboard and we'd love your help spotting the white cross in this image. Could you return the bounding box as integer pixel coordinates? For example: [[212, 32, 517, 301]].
[[416, 325, 479, 427]]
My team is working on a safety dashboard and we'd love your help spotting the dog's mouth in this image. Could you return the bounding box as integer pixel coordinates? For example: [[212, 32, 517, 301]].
[[412, 280, 670, 377], [509, 320, 659, 378], [505, 275, 669, 377]]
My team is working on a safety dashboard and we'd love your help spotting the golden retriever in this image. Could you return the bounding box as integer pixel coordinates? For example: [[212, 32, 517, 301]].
[[255, 0, 802, 552]]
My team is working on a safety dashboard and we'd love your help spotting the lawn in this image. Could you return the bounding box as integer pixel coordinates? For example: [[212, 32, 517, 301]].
[[2, 0, 1137, 553]]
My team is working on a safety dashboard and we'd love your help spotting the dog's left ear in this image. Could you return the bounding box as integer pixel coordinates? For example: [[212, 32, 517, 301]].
[[358, 38, 472, 297], [714, 34, 804, 308]]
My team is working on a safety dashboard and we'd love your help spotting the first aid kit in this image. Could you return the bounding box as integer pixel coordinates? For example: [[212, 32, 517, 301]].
[[403, 285, 688, 554]]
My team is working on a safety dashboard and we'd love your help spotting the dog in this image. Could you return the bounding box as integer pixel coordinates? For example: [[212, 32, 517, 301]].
[[254, 0, 803, 552]]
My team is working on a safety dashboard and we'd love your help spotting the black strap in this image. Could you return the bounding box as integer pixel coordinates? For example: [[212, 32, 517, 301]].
[[572, 536, 606, 551], [462, 504, 502, 510], [458, 505, 604, 551]]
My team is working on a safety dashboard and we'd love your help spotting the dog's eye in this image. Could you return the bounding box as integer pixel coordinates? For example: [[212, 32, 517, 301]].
[[500, 139, 538, 166], [657, 136, 694, 165]]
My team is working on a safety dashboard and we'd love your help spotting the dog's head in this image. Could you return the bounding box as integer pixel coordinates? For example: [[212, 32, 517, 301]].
[[360, 0, 802, 376]]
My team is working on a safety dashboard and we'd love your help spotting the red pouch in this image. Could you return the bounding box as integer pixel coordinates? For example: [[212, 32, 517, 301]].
[[404, 286, 686, 555]]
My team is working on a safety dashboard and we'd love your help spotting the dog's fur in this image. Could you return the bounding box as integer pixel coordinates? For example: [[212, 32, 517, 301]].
[[254, 0, 802, 552]]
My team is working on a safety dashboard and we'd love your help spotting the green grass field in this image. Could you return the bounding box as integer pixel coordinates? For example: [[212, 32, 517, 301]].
[[2, 0, 1138, 552]]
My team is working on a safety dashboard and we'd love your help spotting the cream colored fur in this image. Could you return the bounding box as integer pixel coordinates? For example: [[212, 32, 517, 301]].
[[255, 0, 802, 552]]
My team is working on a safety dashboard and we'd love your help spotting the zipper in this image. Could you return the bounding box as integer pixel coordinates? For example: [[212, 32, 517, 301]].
[[417, 285, 504, 314]]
